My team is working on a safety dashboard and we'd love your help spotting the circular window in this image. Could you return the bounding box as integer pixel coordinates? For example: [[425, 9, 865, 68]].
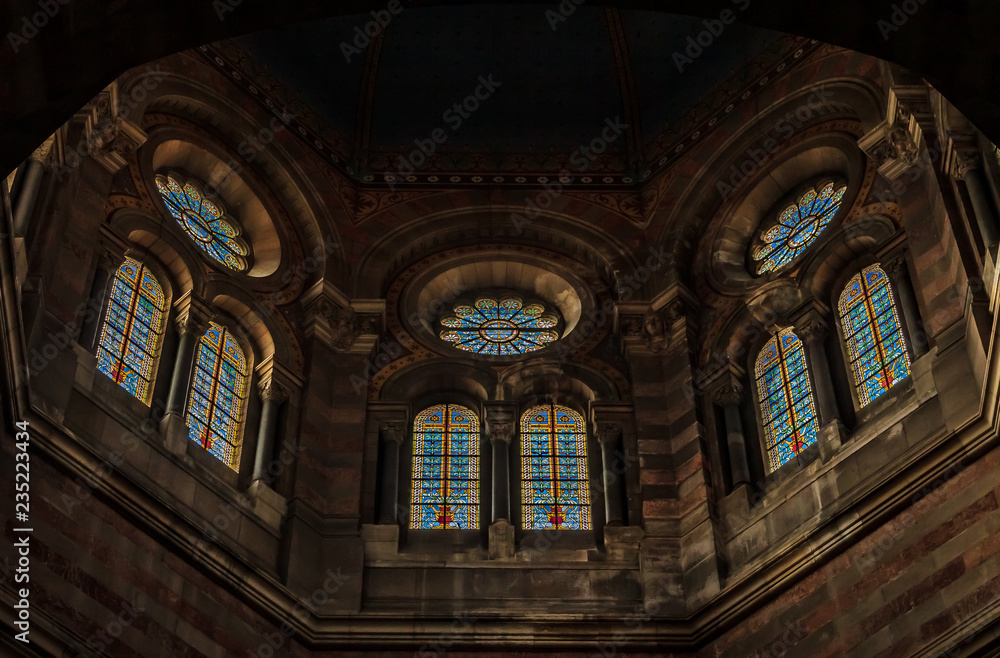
[[751, 180, 847, 275], [438, 293, 561, 356], [155, 173, 251, 272]]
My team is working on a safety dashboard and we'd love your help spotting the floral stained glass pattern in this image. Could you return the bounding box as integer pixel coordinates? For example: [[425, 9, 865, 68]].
[[410, 404, 480, 529], [96, 259, 166, 404], [186, 322, 249, 470], [752, 182, 847, 275], [521, 405, 591, 530], [839, 264, 911, 406], [756, 329, 819, 472], [155, 173, 249, 272], [439, 294, 560, 356]]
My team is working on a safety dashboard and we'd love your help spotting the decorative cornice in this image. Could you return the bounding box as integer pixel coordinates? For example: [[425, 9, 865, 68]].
[[72, 82, 149, 174]]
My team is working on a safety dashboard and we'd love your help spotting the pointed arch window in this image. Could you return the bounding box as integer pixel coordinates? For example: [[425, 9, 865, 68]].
[[756, 329, 819, 472], [521, 404, 591, 530], [186, 322, 249, 470], [96, 258, 167, 404], [410, 404, 480, 529], [155, 173, 250, 272], [839, 264, 911, 406]]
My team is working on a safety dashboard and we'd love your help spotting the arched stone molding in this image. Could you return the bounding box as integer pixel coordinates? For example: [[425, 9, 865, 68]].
[[117, 59, 346, 292], [207, 279, 305, 379], [799, 213, 899, 301], [351, 204, 640, 301], [106, 207, 205, 300], [379, 360, 494, 403], [499, 360, 622, 405]]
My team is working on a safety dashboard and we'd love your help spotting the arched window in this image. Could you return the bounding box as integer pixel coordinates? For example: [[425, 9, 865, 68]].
[[186, 322, 250, 470], [410, 404, 480, 529], [96, 258, 167, 404], [755, 329, 819, 472], [752, 181, 847, 275], [838, 264, 912, 406], [155, 173, 250, 272], [521, 404, 591, 530]]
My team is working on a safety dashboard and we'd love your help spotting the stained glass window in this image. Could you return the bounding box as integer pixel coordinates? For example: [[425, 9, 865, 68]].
[[186, 322, 249, 470], [839, 264, 911, 406], [756, 329, 819, 472], [752, 181, 847, 275], [521, 404, 591, 530], [96, 258, 166, 404], [410, 404, 480, 529], [154, 173, 249, 272], [439, 294, 560, 356]]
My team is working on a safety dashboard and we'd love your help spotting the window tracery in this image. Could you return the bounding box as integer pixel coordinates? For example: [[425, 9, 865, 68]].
[[752, 181, 847, 275], [155, 173, 250, 272], [410, 404, 480, 529], [755, 329, 819, 471], [96, 258, 167, 404], [439, 294, 560, 356], [521, 404, 591, 530]]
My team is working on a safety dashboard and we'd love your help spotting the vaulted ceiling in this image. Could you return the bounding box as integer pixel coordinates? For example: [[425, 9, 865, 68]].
[[212, 7, 808, 183]]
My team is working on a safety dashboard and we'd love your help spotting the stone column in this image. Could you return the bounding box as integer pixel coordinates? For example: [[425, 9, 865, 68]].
[[794, 319, 836, 423], [252, 378, 291, 483], [955, 152, 1000, 253], [883, 254, 926, 357], [378, 421, 406, 525], [485, 403, 517, 559], [160, 293, 214, 454], [712, 380, 751, 489], [595, 422, 625, 526], [11, 139, 53, 237]]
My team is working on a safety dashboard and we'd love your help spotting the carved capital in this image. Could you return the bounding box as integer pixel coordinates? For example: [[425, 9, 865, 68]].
[[595, 422, 623, 446], [258, 378, 290, 404], [952, 152, 981, 181], [488, 421, 514, 444], [306, 297, 357, 351], [173, 292, 215, 337], [98, 248, 127, 273], [642, 310, 670, 353], [882, 254, 908, 278], [380, 422, 406, 445], [796, 317, 828, 343], [74, 83, 148, 174], [712, 380, 744, 407]]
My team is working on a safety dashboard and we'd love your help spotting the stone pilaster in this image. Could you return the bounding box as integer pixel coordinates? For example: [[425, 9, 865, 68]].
[[485, 402, 517, 559]]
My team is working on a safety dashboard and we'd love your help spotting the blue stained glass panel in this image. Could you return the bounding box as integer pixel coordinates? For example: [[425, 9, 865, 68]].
[[520, 405, 591, 530], [185, 322, 249, 470], [96, 259, 166, 404], [838, 264, 911, 406], [756, 329, 819, 472], [439, 295, 560, 356], [410, 404, 480, 529], [155, 174, 250, 272], [753, 182, 847, 275]]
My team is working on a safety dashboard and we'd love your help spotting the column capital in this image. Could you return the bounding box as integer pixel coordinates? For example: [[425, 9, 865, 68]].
[[97, 224, 132, 272], [796, 316, 829, 343], [712, 379, 744, 407], [380, 421, 407, 444], [487, 421, 514, 444], [881, 253, 909, 277], [257, 378, 290, 404], [595, 422, 623, 446], [952, 151, 982, 181], [172, 291, 215, 337]]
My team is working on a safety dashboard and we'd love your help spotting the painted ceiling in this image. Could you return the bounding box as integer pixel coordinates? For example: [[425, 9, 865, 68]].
[[206, 5, 815, 186]]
